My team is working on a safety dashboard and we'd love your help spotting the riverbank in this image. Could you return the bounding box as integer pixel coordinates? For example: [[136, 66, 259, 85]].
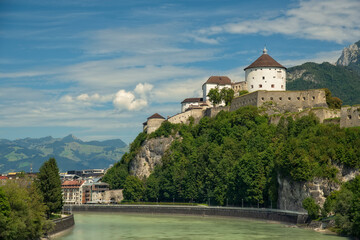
[[63, 204, 308, 224], [43, 214, 75, 239]]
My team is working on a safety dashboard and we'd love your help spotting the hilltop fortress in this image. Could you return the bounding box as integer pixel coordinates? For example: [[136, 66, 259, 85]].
[[143, 48, 359, 133]]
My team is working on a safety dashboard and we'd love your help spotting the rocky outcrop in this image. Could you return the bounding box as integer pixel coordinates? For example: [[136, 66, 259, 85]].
[[129, 136, 176, 179], [278, 164, 359, 212], [287, 69, 317, 83], [336, 41, 360, 66]]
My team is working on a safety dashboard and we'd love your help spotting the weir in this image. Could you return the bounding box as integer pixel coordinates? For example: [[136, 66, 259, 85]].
[[63, 204, 308, 224]]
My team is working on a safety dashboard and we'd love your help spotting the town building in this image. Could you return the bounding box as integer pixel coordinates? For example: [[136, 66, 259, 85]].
[[62, 180, 85, 205]]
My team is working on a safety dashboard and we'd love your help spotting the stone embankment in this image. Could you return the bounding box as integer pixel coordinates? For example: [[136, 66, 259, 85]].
[[48, 214, 75, 236], [63, 204, 308, 225]]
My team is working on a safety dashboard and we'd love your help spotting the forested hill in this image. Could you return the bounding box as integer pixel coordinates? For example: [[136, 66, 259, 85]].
[[0, 134, 128, 173], [103, 107, 360, 236], [287, 40, 360, 105]]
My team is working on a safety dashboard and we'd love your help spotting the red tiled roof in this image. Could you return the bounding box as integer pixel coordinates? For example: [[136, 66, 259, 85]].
[[0, 176, 8, 180], [181, 98, 203, 104], [62, 180, 84, 188], [204, 76, 232, 85], [244, 53, 286, 70], [147, 113, 165, 120]]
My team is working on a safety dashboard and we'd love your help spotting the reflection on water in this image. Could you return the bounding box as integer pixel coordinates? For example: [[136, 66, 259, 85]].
[[55, 212, 347, 240]]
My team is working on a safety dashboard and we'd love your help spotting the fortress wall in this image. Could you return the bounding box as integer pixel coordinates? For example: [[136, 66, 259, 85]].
[[230, 92, 259, 111], [270, 108, 341, 125], [147, 119, 165, 134], [49, 214, 75, 235], [204, 106, 230, 118], [168, 108, 204, 124], [340, 106, 360, 128]]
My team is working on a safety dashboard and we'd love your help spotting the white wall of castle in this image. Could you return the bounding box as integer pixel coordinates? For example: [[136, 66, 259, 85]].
[[181, 102, 200, 112], [168, 108, 204, 124], [245, 67, 286, 92], [202, 83, 232, 103]]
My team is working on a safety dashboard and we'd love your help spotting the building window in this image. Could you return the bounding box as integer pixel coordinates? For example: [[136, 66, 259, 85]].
[[279, 97, 282, 101], [251, 85, 254, 89], [259, 84, 262, 88], [252, 77, 254, 79], [297, 97, 300, 100], [270, 97, 273, 100], [271, 84, 274, 88], [303, 97, 306, 100], [261, 97, 264, 101], [348, 115, 352, 120], [262, 76, 265, 80], [273, 76, 275, 78], [312, 96, 315, 100], [288, 97, 291, 100], [281, 85, 284, 89]]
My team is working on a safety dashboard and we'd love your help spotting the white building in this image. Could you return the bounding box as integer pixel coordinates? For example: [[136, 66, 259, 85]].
[[202, 76, 232, 105], [245, 47, 286, 93], [181, 98, 204, 112]]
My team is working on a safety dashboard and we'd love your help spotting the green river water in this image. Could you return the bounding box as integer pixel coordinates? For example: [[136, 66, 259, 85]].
[[55, 213, 348, 240]]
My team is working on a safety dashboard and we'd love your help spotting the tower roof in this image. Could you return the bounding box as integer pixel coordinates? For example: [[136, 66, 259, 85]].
[[147, 113, 165, 120], [244, 50, 286, 70], [204, 76, 232, 85]]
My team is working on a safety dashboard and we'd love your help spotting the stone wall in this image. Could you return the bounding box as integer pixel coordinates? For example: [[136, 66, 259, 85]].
[[64, 204, 308, 224], [146, 118, 165, 134], [103, 189, 123, 203], [340, 106, 360, 128], [168, 108, 204, 124], [204, 106, 230, 118], [49, 214, 75, 235]]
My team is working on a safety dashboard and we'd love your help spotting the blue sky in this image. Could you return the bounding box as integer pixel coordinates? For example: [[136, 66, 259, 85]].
[[0, 0, 359, 144]]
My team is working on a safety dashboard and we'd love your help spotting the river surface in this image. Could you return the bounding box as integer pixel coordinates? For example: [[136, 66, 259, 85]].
[[55, 212, 348, 240]]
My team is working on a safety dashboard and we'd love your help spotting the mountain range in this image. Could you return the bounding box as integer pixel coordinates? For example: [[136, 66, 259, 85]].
[[0, 134, 128, 173], [287, 40, 360, 105]]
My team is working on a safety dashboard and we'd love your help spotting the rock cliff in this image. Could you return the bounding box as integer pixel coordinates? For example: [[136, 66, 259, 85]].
[[277, 164, 359, 212], [129, 136, 176, 179], [336, 40, 360, 66]]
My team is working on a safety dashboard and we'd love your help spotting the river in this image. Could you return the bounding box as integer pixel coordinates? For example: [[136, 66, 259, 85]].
[[55, 212, 347, 240]]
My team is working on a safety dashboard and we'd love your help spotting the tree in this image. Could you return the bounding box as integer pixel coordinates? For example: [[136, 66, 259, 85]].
[[123, 175, 145, 202], [1, 179, 52, 239], [36, 157, 63, 218], [207, 87, 222, 106], [302, 197, 320, 220], [220, 88, 235, 106], [325, 88, 343, 109]]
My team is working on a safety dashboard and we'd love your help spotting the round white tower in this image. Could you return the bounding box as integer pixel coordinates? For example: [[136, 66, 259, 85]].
[[244, 47, 286, 93]]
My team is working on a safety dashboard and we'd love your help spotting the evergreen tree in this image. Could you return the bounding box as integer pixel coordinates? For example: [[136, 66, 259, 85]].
[[36, 157, 63, 218]]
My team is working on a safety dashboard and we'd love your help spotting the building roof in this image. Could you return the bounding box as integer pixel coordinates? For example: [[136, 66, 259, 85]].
[[181, 98, 203, 104], [62, 180, 84, 188], [204, 76, 232, 85], [244, 50, 286, 70], [147, 113, 165, 120], [0, 176, 8, 180]]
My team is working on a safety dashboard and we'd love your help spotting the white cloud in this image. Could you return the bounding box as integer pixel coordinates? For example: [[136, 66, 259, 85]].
[[134, 83, 153, 97], [113, 90, 148, 111], [199, 0, 360, 44]]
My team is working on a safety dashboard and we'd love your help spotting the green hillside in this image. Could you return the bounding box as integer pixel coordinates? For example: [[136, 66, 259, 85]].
[[0, 134, 128, 173], [287, 62, 360, 105]]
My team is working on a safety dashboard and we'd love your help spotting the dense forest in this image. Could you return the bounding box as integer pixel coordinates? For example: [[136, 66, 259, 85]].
[[103, 106, 360, 236]]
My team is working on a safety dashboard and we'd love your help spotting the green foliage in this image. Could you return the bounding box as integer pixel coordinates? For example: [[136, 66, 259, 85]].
[[0, 180, 53, 239], [220, 88, 235, 106], [207, 87, 222, 106], [123, 175, 145, 202], [36, 157, 63, 218], [325, 88, 343, 109], [239, 90, 249, 96], [302, 197, 320, 220]]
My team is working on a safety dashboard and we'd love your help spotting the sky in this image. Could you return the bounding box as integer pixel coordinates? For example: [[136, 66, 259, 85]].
[[0, 0, 359, 144]]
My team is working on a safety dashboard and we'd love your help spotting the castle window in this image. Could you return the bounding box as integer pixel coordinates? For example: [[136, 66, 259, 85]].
[[270, 97, 273, 100], [348, 115, 352, 120], [303, 97, 306, 100], [288, 97, 291, 100], [273, 76, 275, 78], [312, 96, 315, 100], [281, 85, 284, 89], [262, 76, 265, 80], [251, 85, 254, 89], [297, 97, 300, 100], [271, 84, 274, 88], [261, 97, 264, 101], [279, 97, 282, 101], [253, 77, 254, 79], [259, 84, 262, 88]]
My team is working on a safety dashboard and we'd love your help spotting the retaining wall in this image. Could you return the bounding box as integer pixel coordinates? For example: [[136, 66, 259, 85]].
[[49, 214, 75, 235], [64, 205, 308, 224]]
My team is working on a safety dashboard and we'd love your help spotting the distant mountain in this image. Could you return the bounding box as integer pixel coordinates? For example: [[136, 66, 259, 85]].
[[0, 134, 128, 173], [287, 40, 360, 105]]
